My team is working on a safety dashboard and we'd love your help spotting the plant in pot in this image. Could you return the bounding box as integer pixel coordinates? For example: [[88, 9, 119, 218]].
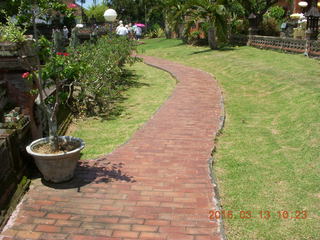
[[14, 1, 85, 183]]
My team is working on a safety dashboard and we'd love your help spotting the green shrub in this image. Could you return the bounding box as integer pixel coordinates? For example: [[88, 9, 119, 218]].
[[145, 24, 165, 38], [69, 36, 141, 116], [261, 17, 280, 36], [266, 6, 285, 23], [0, 17, 26, 42], [231, 19, 249, 35]]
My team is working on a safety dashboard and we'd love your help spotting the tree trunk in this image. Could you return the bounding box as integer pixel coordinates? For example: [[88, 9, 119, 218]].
[[48, 115, 58, 151], [208, 26, 218, 50], [164, 15, 172, 39]]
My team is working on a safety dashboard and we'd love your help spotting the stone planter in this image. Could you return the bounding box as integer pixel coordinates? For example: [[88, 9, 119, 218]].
[[26, 136, 85, 183]]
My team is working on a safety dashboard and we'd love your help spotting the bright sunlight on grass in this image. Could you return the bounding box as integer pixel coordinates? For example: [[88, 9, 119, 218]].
[[138, 38, 320, 240], [68, 62, 175, 160]]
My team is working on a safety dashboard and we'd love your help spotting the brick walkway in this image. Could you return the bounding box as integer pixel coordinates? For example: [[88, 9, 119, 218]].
[[1, 56, 224, 240]]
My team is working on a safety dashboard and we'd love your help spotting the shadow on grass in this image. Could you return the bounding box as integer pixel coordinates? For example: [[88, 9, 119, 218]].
[[41, 157, 136, 190], [84, 69, 150, 121], [190, 46, 238, 55]]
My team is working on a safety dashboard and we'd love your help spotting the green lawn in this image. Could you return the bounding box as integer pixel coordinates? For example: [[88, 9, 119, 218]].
[[68, 62, 175, 160], [139, 39, 320, 240]]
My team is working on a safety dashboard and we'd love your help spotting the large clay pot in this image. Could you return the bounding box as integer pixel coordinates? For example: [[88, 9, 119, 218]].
[[26, 136, 85, 183]]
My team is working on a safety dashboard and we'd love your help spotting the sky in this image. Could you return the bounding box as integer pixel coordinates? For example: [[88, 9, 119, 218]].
[[76, 0, 105, 9]]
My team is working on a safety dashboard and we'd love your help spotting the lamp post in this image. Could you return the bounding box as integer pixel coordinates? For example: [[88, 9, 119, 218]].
[[104, 9, 118, 33], [248, 13, 258, 35], [79, 0, 86, 24], [305, 0, 320, 40]]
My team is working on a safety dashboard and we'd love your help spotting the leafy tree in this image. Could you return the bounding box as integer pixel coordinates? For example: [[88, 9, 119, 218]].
[[0, 1, 21, 23], [107, 0, 144, 23], [85, 3, 109, 23], [237, 0, 291, 29]]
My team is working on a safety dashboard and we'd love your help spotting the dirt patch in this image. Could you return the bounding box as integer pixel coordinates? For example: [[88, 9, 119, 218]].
[[33, 140, 80, 154]]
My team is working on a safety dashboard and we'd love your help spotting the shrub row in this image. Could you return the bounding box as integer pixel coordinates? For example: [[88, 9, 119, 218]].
[[43, 35, 141, 117]]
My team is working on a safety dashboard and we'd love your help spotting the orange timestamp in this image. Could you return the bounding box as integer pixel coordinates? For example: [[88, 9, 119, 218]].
[[209, 210, 308, 220]]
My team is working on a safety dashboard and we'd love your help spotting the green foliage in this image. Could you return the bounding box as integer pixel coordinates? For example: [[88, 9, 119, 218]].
[[261, 16, 280, 36], [184, 0, 230, 49], [0, 16, 26, 42], [41, 52, 79, 85], [16, 0, 74, 27], [266, 6, 285, 22], [37, 36, 52, 63], [230, 19, 249, 35], [188, 30, 202, 44], [69, 36, 141, 116], [237, 0, 279, 16], [85, 3, 109, 23], [145, 24, 165, 38]]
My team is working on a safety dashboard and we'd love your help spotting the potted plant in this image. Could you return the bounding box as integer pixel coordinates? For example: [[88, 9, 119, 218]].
[[10, 1, 85, 183], [24, 50, 85, 183]]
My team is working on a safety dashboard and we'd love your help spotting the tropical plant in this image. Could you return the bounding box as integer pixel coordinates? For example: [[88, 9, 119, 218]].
[[148, 0, 186, 39], [261, 16, 280, 36], [145, 24, 165, 38], [184, 0, 229, 49]]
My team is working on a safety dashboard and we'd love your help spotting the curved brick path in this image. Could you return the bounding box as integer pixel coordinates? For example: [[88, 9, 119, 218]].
[[1, 56, 224, 240]]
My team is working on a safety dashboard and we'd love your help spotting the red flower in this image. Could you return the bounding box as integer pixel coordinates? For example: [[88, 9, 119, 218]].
[[63, 53, 69, 56], [57, 52, 63, 56], [22, 72, 30, 79], [68, 3, 77, 8]]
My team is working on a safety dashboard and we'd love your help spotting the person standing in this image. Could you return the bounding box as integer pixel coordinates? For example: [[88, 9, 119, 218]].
[[116, 20, 123, 32], [127, 23, 133, 39], [116, 24, 128, 36], [63, 26, 69, 39], [134, 25, 142, 40]]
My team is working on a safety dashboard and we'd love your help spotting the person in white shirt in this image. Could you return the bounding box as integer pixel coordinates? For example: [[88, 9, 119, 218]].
[[116, 24, 128, 36], [63, 26, 69, 38], [116, 20, 123, 32]]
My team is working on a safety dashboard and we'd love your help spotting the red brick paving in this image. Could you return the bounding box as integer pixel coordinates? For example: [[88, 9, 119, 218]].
[[0, 56, 224, 240]]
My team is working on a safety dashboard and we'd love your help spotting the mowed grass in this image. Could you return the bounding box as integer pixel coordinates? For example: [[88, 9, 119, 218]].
[[68, 62, 175, 160], [139, 39, 320, 240]]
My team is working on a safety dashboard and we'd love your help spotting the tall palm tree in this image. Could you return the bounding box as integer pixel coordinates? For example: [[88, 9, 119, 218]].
[[185, 0, 229, 49]]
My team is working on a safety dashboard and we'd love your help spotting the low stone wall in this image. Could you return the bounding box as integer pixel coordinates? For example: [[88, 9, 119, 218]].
[[230, 34, 320, 57], [0, 116, 33, 230], [229, 34, 248, 46], [249, 35, 320, 57]]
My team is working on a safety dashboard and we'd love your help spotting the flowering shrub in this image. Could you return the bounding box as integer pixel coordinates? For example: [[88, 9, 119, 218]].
[[68, 35, 141, 116], [68, 3, 77, 9], [22, 72, 30, 79]]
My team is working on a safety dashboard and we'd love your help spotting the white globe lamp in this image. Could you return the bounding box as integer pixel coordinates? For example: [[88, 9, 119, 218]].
[[104, 9, 117, 22], [298, 1, 308, 8]]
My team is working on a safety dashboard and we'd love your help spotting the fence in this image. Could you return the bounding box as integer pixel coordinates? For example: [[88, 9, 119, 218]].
[[230, 34, 320, 57]]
